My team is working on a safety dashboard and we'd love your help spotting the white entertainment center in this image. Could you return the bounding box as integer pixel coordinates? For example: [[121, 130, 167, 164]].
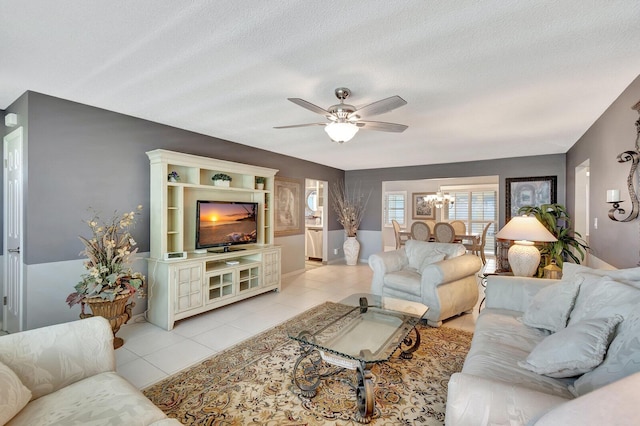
[[145, 149, 281, 330]]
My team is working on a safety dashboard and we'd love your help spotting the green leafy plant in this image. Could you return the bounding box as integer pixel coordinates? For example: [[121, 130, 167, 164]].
[[517, 203, 589, 269], [212, 173, 232, 182], [255, 176, 266, 184]]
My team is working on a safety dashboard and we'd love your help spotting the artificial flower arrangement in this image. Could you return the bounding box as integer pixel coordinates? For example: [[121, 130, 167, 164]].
[[330, 180, 370, 237], [66, 205, 145, 312], [168, 171, 180, 181]]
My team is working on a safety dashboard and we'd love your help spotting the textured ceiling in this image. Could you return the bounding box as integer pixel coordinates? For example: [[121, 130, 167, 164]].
[[1, 1, 639, 170]]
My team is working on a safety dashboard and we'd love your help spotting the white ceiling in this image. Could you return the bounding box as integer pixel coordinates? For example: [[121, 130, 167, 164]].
[[2, 1, 639, 171]]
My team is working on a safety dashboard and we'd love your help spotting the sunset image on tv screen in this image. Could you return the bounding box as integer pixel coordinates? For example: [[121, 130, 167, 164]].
[[198, 202, 257, 246]]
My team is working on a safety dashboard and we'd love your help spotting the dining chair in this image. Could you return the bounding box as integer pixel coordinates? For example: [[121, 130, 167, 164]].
[[425, 220, 436, 234], [450, 220, 466, 236], [392, 220, 412, 249], [411, 221, 431, 241], [464, 222, 493, 264], [434, 222, 456, 243]]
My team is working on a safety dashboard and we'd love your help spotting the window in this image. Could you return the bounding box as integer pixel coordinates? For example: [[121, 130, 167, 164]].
[[448, 189, 497, 254], [384, 191, 407, 226]]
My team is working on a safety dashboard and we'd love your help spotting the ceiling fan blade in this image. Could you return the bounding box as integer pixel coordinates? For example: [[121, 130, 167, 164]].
[[350, 95, 407, 118], [273, 123, 327, 129], [356, 120, 408, 133], [287, 98, 330, 116]]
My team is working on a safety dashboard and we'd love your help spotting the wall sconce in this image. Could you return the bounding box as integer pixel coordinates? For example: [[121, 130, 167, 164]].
[[608, 100, 640, 222], [4, 113, 17, 127]]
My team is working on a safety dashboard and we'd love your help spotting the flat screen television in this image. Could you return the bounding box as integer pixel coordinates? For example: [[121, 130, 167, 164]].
[[196, 200, 258, 251]]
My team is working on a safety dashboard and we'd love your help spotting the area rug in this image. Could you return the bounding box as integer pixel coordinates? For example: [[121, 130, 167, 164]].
[[143, 302, 473, 425]]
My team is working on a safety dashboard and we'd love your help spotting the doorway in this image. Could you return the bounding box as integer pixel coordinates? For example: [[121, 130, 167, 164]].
[[3, 127, 24, 333], [574, 160, 590, 261], [305, 179, 328, 268]]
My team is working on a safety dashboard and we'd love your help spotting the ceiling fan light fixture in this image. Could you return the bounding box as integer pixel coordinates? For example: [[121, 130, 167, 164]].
[[324, 121, 359, 143]]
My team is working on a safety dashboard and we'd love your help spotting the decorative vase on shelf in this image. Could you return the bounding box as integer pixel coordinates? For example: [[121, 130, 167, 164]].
[[343, 236, 360, 266], [214, 180, 230, 187], [80, 294, 135, 349], [169, 177, 177, 183], [256, 183, 264, 190]]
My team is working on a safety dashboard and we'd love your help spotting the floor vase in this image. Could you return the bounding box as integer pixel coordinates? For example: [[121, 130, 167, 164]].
[[343, 236, 360, 265], [80, 294, 135, 349]]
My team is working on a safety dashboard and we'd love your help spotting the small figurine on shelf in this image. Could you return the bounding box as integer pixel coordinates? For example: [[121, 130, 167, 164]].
[[168, 171, 180, 182]]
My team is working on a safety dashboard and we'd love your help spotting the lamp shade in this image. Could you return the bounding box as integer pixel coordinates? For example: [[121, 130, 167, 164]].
[[496, 215, 557, 277], [324, 122, 359, 143], [495, 215, 557, 242]]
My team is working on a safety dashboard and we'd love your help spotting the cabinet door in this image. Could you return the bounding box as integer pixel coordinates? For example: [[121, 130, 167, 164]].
[[238, 265, 260, 293], [263, 249, 281, 287], [174, 263, 203, 313], [206, 270, 235, 303]]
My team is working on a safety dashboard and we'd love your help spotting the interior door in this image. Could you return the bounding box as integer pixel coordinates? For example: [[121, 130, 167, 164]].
[[3, 127, 23, 333]]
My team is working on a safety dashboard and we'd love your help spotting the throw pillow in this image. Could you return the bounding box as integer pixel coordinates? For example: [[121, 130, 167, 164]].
[[522, 276, 581, 332], [562, 263, 640, 288], [568, 275, 640, 326], [0, 360, 32, 425], [570, 308, 640, 396], [518, 315, 622, 378], [419, 252, 446, 272]]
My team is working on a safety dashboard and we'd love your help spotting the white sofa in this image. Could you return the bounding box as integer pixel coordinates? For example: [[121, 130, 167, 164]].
[[369, 240, 483, 327], [445, 263, 640, 425], [0, 316, 180, 426]]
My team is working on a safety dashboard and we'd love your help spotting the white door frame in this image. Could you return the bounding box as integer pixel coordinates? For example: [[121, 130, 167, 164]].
[[3, 127, 24, 332]]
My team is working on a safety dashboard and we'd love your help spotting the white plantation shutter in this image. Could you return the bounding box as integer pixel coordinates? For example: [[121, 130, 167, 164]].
[[384, 191, 406, 226], [448, 190, 497, 254]]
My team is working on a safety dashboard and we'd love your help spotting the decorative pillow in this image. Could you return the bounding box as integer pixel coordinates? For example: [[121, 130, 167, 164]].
[[522, 277, 581, 332], [419, 252, 446, 272], [518, 315, 622, 378], [570, 308, 640, 396], [568, 275, 640, 326], [0, 360, 32, 425], [562, 263, 640, 288]]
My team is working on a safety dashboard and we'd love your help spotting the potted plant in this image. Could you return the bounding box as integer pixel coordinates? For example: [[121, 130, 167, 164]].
[[66, 205, 145, 348], [168, 171, 180, 182], [517, 203, 589, 274], [330, 180, 371, 265], [255, 176, 265, 190], [212, 173, 232, 187]]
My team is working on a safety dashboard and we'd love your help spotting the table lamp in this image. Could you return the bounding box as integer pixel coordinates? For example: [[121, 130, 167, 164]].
[[495, 215, 558, 277]]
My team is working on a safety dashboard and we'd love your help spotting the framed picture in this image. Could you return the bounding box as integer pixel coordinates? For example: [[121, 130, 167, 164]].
[[412, 192, 436, 219], [274, 176, 303, 236], [505, 176, 557, 221]]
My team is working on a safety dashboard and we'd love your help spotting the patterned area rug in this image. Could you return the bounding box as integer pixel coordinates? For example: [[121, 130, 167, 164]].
[[143, 302, 473, 425]]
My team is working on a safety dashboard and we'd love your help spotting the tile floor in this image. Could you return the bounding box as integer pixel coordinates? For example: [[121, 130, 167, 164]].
[[116, 259, 492, 389]]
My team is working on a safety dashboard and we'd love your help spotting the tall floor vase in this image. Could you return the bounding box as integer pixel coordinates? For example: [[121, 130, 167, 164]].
[[343, 236, 361, 266], [80, 294, 135, 349]]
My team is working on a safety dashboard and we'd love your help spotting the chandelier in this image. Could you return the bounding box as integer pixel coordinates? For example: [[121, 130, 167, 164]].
[[424, 189, 454, 208]]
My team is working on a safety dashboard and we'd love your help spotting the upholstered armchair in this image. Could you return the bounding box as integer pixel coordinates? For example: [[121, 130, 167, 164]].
[[369, 240, 482, 327]]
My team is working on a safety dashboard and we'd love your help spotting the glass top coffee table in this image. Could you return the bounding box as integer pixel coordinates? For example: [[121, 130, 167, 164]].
[[287, 293, 428, 423]]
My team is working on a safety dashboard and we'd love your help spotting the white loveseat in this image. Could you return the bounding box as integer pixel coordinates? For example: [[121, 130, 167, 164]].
[[369, 240, 483, 326], [0, 316, 180, 426], [446, 263, 640, 425]]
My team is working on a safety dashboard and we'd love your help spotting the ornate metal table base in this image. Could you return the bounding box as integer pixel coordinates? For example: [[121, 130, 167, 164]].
[[292, 326, 422, 424]]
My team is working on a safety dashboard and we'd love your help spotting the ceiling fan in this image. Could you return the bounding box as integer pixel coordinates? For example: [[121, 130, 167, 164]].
[[274, 87, 408, 143]]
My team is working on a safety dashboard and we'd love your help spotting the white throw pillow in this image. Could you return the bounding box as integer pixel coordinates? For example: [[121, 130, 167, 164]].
[[0, 360, 32, 425], [570, 308, 640, 396], [518, 315, 622, 378], [568, 276, 640, 326], [522, 277, 581, 332]]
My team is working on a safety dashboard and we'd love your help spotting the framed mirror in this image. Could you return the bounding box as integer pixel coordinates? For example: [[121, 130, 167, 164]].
[[306, 190, 318, 211]]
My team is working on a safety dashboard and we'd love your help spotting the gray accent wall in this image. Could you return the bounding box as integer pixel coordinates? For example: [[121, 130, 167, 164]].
[[5, 91, 344, 266], [346, 154, 567, 232], [566, 74, 640, 268]]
